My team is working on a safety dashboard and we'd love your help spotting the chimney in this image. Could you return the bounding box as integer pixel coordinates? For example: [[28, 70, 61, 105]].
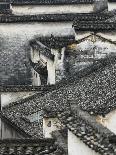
[[94, 0, 108, 13]]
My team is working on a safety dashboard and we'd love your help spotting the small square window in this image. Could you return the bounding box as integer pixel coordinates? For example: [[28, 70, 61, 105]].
[[47, 121, 51, 127]]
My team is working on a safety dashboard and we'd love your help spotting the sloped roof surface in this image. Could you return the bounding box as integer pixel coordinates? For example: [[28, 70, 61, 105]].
[[73, 21, 116, 31], [2, 55, 116, 134], [11, 0, 94, 5], [0, 13, 113, 23], [0, 138, 60, 155], [2, 55, 116, 154], [36, 35, 75, 49], [57, 107, 116, 155]]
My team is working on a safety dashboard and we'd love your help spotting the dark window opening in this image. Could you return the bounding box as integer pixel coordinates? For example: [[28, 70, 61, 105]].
[[36, 73, 37, 78], [47, 121, 51, 127]]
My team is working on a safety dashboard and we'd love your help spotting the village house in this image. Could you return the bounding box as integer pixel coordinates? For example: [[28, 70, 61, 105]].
[[29, 35, 75, 85], [0, 0, 116, 155], [0, 0, 115, 86], [1, 54, 116, 155]]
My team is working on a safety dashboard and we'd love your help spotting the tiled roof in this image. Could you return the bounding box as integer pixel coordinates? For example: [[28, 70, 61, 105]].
[[0, 138, 58, 155], [1, 85, 57, 137], [11, 0, 94, 5], [0, 13, 112, 23], [2, 55, 116, 154], [0, 85, 55, 92], [2, 55, 116, 139], [51, 129, 68, 155], [108, 0, 116, 2], [73, 21, 116, 31], [30, 40, 55, 61], [36, 34, 75, 49], [58, 107, 116, 155], [0, 113, 31, 138], [10, 0, 116, 5]]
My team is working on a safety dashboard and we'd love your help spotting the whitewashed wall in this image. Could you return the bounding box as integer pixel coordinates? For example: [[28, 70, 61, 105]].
[[12, 4, 94, 15], [31, 47, 56, 85], [75, 31, 116, 43], [97, 32, 116, 42], [1, 91, 35, 107], [47, 59, 55, 85], [32, 69, 41, 86], [51, 47, 66, 82], [75, 31, 92, 41], [43, 118, 62, 138], [30, 48, 40, 63], [0, 22, 73, 39], [96, 110, 116, 135], [75, 33, 116, 57], [108, 2, 116, 11], [0, 119, 23, 139], [68, 130, 100, 155]]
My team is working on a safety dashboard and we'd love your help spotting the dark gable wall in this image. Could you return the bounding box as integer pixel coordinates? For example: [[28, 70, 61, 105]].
[[0, 31, 32, 85]]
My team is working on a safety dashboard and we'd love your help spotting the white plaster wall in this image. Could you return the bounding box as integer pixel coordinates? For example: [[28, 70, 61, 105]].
[[1, 91, 35, 107], [39, 53, 55, 85], [31, 46, 56, 85], [108, 2, 116, 11], [0, 22, 73, 38], [32, 69, 41, 86], [75, 31, 92, 41], [75, 31, 116, 43], [68, 130, 100, 155], [97, 32, 116, 42], [12, 4, 94, 15], [96, 110, 116, 135], [1, 119, 23, 139], [43, 118, 62, 138], [52, 47, 66, 82], [76, 38, 116, 56], [47, 60, 55, 85], [31, 48, 40, 63]]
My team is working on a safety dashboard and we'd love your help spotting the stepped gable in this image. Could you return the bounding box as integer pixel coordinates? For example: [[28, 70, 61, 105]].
[[11, 0, 94, 5], [0, 12, 113, 23], [36, 34, 75, 49]]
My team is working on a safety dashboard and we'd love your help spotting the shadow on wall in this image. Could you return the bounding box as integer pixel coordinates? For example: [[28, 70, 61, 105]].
[[0, 118, 24, 139]]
